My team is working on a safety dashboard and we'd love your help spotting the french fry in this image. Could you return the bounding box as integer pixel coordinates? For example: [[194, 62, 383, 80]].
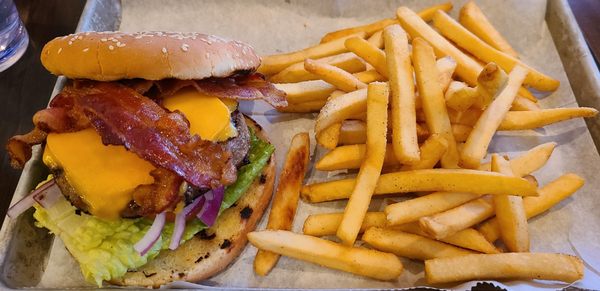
[[315, 88, 368, 135], [316, 144, 399, 171], [490, 154, 529, 252], [274, 80, 336, 104], [479, 142, 556, 177], [319, 2, 453, 43], [419, 195, 495, 239], [396, 6, 533, 105], [459, 1, 518, 57], [354, 69, 387, 83], [367, 30, 384, 48], [270, 52, 367, 83], [413, 37, 459, 168], [320, 18, 398, 44], [277, 99, 327, 113], [345, 37, 388, 77], [363, 227, 475, 261], [478, 173, 584, 242], [303, 212, 499, 254], [254, 133, 310, 276], [474, 62, 508, 109], [318, 133, 450, 171], [436, 56, 457, 92], [301, 169, 538, 203], [445, 81, 478, 112], [248, 230, 404, 280], [397, 6, 483, 86], [339, 120, 367, 145], [433, 10, 559, 92], [460, 65, 529, 169], [304, 59, 367, 92], [385, 25, 420, 164], [448, 108, 482, 126], [317, 123, 342, 149], [400, 134, 448, 170], [425, 253, 584, 284], [337, 82, 389, 246], [499, 108, 598, 130], [417, 1, 453, 22], [386, 192, 480, 226], [303, 212, 386, 237], [260, 32, 366, 75], [511, 95, 541, 111], [394, 223, 500, 254]]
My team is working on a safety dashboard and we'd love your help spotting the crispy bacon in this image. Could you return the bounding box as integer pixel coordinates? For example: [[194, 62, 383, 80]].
[[155, 73, 287, 107], [53, 81, 236, 189], [132, 168, 183, 216]]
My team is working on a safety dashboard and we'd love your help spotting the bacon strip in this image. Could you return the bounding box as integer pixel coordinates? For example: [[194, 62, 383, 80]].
[[53, 81, 236, 189], [155, 73, 288, 107]]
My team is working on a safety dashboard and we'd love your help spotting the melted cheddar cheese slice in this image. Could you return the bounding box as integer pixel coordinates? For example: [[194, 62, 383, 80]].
[[43, 89, 238, 220]]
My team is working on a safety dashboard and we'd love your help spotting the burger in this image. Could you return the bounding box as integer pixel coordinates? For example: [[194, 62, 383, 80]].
[[5, 31, 286, 287]]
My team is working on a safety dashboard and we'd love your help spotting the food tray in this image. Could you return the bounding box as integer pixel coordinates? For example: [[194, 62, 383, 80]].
[[1, 0, 599, 289]]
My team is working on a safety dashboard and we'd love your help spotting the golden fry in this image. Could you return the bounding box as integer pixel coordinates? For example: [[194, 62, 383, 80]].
[[433, 10, 559, 91], [270, 52, 366, 83], [413, 37, 459, 168], [363, 227, 475, 261], [459, 1, 518, 57], [425, 253, 584, 284], [478, 173, 584, 242], [460, 65, 528, 169], [317, 123, 342, 149], [302, 212, 385, 237], [436, 56, 457, 92], [490, 154, 529, 252], [479, 142, 556, 177], [386, 192, 480, 226], [345, 37, 388, 77], [301, 169, 538, 203], [260, 32, 366, 75], [419, 195, 495, 239], [385, 25, 420, 164], [400, 134, 448, 170], [367, 30, 384, 48], [445, 81, 479, 112], [499, 108, 598, 130], [248, 230, 404, 280], [315, 88, 368, 135], [337, 82, 389, 246], [254, 133, 310, 276], [304, 59, 367, 92]]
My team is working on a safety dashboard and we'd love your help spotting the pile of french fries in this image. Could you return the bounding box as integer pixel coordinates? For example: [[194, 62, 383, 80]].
[[249, 1, 595, 286]]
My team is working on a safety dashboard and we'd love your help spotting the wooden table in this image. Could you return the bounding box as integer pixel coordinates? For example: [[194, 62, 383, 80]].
[[0, 0, 598, 228]]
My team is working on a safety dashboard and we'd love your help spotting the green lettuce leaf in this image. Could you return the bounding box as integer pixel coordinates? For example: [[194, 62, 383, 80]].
[[33, 130, 273, 286]]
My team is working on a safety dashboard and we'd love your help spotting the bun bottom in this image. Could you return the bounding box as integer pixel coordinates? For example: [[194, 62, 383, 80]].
[[111, 117, 275, 287]]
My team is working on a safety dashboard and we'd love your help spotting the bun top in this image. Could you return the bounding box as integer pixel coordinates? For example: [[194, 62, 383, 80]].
[[41, 31, 261, 81]]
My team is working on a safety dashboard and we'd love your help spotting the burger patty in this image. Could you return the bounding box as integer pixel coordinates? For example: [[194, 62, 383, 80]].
[[54, 111, 252, 218]]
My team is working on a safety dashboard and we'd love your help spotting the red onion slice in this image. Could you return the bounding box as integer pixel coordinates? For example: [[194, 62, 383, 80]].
[[7, 179, 56, 218], [169, 212, 186, 250], [196, 186, 224, 227], [33, 182, 63, 209], [134, 212, 166, 256], [169, 195, 205, 250]]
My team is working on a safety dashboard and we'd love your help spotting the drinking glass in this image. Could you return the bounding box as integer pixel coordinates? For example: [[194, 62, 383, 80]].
[[0, 0, 28, 72]]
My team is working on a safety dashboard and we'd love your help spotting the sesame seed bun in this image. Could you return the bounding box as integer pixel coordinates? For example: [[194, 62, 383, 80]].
[[41, 31, 261, 81], [110, 117, 276, 287]]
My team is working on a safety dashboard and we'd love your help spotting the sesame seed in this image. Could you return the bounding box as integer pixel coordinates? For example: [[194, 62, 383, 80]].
[[57, 48, 62, 54], [108, 45, 114, 50], [117, 43, 126, 47], [162, 47, 167, 53], [181, 44, 189, 52], [68, 41, 73, 45], [101, 38, 107, 42], [83, 48, 89, 52]]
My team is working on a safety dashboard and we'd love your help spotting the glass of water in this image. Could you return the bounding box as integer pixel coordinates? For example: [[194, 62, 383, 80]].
[[0, 0, 28, 72]]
